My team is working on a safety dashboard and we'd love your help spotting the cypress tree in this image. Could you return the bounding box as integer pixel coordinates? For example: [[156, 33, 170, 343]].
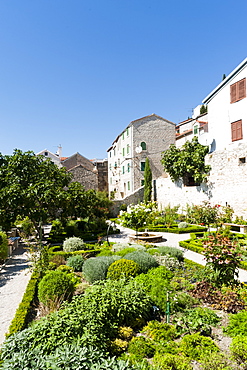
[[144, 157, 152, 203]]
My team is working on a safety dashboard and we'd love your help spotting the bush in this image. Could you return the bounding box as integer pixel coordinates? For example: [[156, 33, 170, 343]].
[[63, 237, 85, 252], [173, 307, 221, 336], [127, 336, 155, 359], [153, 353, 193, 370], [142, 321, 177, 341], [157, 246, 184, 262], [224, 310, 247, 337], [107, 259, 140, 280], [124, 251, 158, 273], [179, 333, 219, 361], [230, 335, 247, 365], [178, 221, 188, 229], [0, 343, 134, 370], [6, 270, 39, 337], [66, 255, 84, 272], [200, 352, 233, 370], [0, 230, 8, 262], [82, 255, 121, 283], [1, 279, 153, 356], [38, 270, 76, 309]]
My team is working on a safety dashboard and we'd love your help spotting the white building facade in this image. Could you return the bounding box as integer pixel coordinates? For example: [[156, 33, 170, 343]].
[[107, 114, 175, 201], [156, 57, 247, 218]]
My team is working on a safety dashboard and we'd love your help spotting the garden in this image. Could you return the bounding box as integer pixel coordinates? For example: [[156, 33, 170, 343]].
[[2, 201, 247, 369], [2, 151, 247, 369]]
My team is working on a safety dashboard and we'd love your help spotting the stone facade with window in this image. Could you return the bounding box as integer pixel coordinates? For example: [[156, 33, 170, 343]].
[[156, 58, 247, 218], [107, 114, 175, 201]]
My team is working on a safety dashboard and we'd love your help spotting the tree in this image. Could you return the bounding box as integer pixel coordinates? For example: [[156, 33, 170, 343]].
[[200, 105, 208, 114], [161, 137, 211, 184], [144, 157, 152, 203], [0, 149, 72, 235]]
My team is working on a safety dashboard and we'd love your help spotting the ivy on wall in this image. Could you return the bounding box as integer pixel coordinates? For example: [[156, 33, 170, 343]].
[[161, 137, 211, 184]]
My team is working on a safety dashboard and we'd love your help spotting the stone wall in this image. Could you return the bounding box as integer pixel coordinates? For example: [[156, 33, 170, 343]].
[[68, 166, 98, 191], [156, 142, 247, 218], [110, 187, 144, 217]]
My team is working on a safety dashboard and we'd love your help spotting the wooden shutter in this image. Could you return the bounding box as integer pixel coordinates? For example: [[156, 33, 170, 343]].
[[231, 120, 243, 141], [238, 78, 246, 100], [231, 83, 237, 103], [231, 78, 246, 103]]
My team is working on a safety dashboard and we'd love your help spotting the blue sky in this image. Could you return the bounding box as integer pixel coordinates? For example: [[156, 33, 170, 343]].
[[0, 0, 246, 159]]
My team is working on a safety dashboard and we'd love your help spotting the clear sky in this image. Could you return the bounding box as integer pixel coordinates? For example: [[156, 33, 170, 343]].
[[0, 0, 246, 159]]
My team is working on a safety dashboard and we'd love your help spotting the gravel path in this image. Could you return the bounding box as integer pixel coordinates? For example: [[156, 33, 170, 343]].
[[0, 243, 31, 346], [107, 225, 247, 283]]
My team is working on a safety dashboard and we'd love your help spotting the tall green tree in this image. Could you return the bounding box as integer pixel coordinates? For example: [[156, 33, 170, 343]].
[[144, 157, 152, 203], [0, 149, 72, 235]]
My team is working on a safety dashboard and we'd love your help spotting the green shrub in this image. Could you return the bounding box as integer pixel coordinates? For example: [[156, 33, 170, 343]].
[[96, 249, 114, 257], [110, 338, 129, 355], [153, 353, 193, 370], [63, 237, 85, 252], [38, 270, 76, 309], [224, 310, 247, 337], [124, 251, 158, 273], [117, 326, 134, 340], [230, 335, 247, 365], [0, 343, 134, 370], [82, 255, 121, 283], [200, 352, 233, 370], [171, 291, 198, 313], [1, 279, 153, 356], [56, 264, 74, 273], [157, 246, 184, 262], [142, 321, 177, 341], [127, 336, 155, 359], [66, 255, 84, 271], [0, 230, 8, 262], [173, 307, 221, 335], [6, 270, 39, 337], [179, 333, 219, 361], [107, 259, 140, 280], [178, 221, 188, 229], [115, 247, 136, 257]]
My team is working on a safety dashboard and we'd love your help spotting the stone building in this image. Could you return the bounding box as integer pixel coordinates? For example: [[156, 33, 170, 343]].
[[61, 153, 108, 192], [107, 114, 175, 201], [156, 57, 247, 218]]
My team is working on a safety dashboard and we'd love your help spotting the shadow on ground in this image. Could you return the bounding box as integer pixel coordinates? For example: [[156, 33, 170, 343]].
[[0, 244, 30, 288]]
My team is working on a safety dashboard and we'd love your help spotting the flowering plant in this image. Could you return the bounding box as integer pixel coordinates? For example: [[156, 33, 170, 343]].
[[203, 233, 242, 287], [119, 202, 158, 234]]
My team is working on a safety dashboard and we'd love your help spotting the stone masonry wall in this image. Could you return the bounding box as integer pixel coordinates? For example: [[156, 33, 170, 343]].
[[110, 187, 144, 217], [156, 142, 247, 219], [132, 116, 175, 191], [69, 166, 98, 191]]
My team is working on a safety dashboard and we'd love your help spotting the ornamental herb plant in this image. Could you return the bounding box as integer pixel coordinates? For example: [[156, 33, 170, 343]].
[[203, 233, 242, 287], [119, 202, 158, 234]]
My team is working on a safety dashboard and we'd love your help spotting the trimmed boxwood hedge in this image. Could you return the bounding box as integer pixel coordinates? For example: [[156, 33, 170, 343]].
[[6, 269, 40, 337], [139, 225, 207, 234]]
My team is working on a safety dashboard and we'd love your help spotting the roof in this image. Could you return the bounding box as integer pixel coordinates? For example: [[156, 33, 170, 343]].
[[203, 57, 247, 104], [107, 113, 175, 151]]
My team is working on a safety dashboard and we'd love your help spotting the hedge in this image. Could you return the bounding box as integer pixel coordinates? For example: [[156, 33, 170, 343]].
[[6, 269, 40, 337], [139, 225, 207, 234]]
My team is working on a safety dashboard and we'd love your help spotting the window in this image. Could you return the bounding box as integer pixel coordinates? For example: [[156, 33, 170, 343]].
[[231, 120, 243, 141], [114, 148, 116, 156], [110, 177, 112, 184], [127, 144, 130, 154], [122, 166, 125, 174], [126, 128, 129, 136], [141, 180, 145, 186], [141, 162, 145, 171], [109, 164, 112, 170], [230, 78, 246, 103], [141, 142, 147, 150], [109, 152, 111, 158], [114, 162, 117, 168], [193, 125, 198, 135], [127, 181, 130, 191], [127, 163, 130, 172], [122, 132, 125, 140], [44, 152, 48, 156], [239, 157, 246, 164], [122, 147, 125, 156], [183, 173, 200, 187]]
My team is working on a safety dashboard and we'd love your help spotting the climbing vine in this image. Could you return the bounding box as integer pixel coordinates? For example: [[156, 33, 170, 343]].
[[161, 137, 211, 183]]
